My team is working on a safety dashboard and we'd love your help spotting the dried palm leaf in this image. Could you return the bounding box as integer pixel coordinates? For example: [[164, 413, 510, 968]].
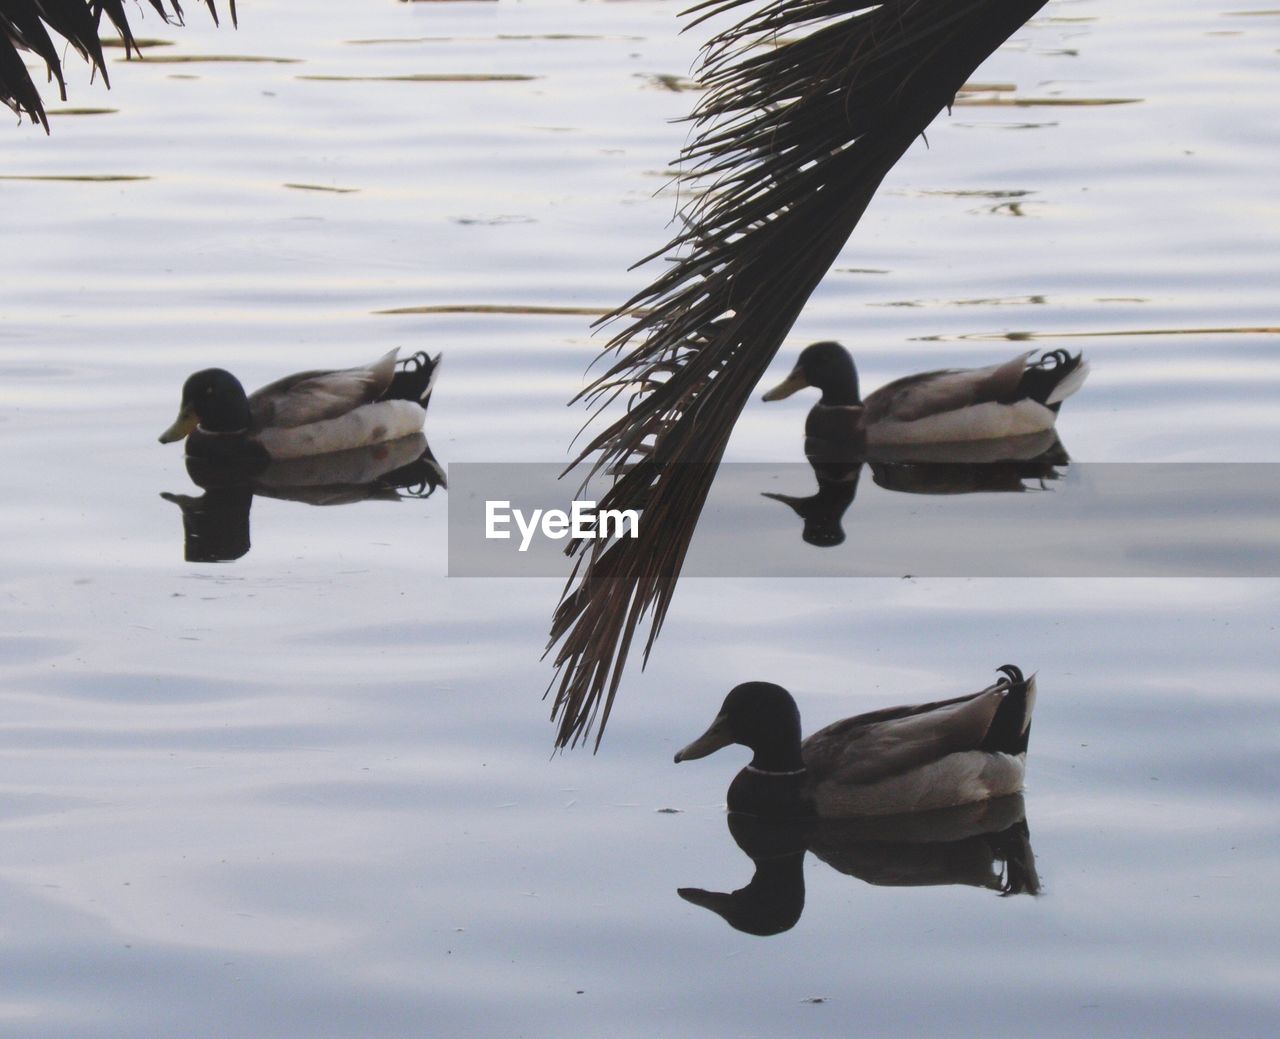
[[548, 0, 1050, 749], [0, 1, 236, 131]]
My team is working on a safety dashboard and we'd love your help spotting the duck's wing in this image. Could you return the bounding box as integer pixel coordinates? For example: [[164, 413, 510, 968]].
[[802, 682, 1011, 786], [863, 352, 1032, 425], [248, 349, 399, 430]]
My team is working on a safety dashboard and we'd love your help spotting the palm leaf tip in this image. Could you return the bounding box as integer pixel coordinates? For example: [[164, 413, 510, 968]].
[[546, 0, 1049, 749], [0, 1, 234, 131]]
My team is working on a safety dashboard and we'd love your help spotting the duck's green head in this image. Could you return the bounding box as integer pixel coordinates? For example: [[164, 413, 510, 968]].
[[158, 369, 251, 443], [675, 682, 803, 768], [762, 341, 860, 406]]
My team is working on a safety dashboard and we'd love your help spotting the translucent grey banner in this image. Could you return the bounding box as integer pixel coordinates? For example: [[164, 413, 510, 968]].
[[446, 462, 1280, 577]]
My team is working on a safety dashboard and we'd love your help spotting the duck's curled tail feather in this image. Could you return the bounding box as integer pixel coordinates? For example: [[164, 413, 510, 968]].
[[980, 665, 1036, 756], [387, 352, 442, 408], [1016, 350, 1089, 410]]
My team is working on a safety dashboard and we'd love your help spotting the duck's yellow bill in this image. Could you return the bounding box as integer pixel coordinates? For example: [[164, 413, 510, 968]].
[[761, 369, 809, 402], [674, 712, 733, 763], [158, 405, 198, 444]]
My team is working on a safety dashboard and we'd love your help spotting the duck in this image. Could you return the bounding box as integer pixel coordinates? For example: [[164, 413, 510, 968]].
[[158, 349, 441, 463], [762, 341, 1087, 445], [674, 665, 1036, 818]]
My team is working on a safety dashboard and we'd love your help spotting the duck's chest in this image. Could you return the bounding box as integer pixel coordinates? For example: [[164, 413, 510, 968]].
[[186, 431, 270, 467], [805, 404, 864, 444], [727, 767, 815, 818]]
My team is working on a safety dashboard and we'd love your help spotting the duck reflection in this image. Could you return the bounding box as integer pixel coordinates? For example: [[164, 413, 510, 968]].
[[762, 455, 862, 549], [869, 429, 1069, 495], [162, 433, 445, 562], [765, 430, 1069, 548], [679, 795, 1039, 936]]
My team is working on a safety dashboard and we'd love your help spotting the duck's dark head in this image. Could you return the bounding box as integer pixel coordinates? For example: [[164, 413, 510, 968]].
[[158, 369, 251, 443], [762, 341, 860, 407], [675, 682, 804, 771]]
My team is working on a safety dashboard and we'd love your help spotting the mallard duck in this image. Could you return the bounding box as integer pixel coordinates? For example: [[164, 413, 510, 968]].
[[762, 342, 1087, 444], [674, 666, 1036, 818], [158, 349, 440, 463]]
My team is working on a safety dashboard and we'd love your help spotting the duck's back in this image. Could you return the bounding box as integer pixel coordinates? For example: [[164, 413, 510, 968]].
[[863, 351, 1087, 444], [864, 354, 1028, 426], [249, 350, 399, 430]]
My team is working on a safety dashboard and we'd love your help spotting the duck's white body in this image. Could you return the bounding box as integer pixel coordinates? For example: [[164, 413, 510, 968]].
[[256, 399, 425, 460], [863, 351, 1090, 445], [802, 674, 1036, 817], [248, 348, 429, 458], [867, 399, 1051, 444], [811, 749, 1026, 816]]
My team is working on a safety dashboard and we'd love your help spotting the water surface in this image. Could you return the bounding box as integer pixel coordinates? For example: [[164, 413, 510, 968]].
[[1, 1, 1278, 1035]]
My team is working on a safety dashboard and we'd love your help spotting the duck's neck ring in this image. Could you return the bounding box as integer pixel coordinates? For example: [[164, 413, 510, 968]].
[[196, 424, 249, 436], [744, 764, 807, 777]]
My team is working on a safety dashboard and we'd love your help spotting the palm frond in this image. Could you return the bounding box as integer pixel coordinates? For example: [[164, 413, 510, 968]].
[[0, 1, 235, 131], [548, 0, 1049, 749]]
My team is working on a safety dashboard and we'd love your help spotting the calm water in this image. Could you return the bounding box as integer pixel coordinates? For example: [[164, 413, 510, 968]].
[[2, 1, 1278, 1035]]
